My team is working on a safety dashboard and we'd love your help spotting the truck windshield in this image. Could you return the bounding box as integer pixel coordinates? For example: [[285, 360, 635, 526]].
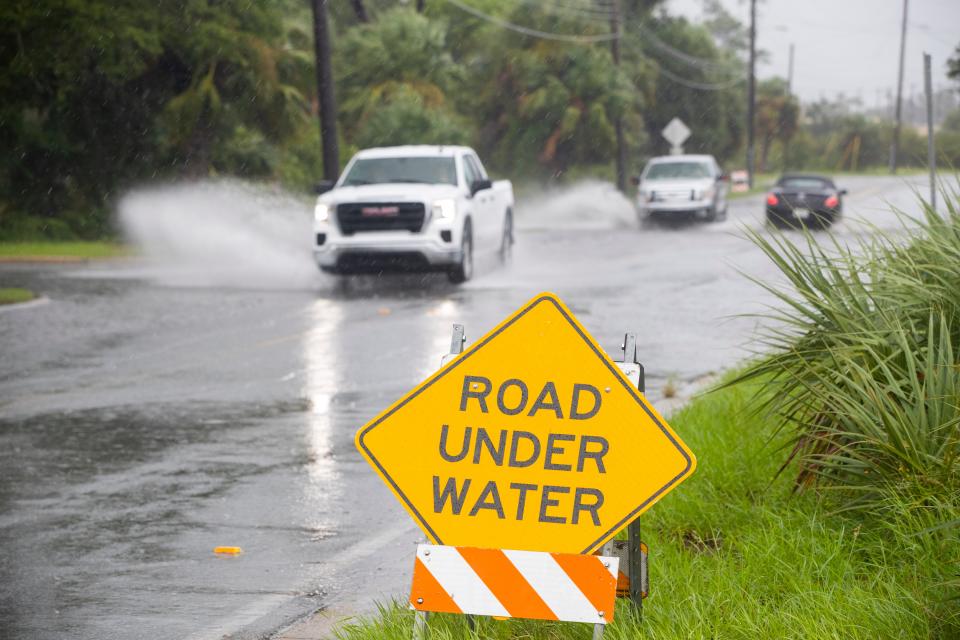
[[645, 162, 711, 180], [341, 157, 458, 186]]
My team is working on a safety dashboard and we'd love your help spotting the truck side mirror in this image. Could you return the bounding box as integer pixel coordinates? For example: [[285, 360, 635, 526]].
[[630, 176, 641, 186], [470, 179, 492, 196], [314, 180, 336, 195]]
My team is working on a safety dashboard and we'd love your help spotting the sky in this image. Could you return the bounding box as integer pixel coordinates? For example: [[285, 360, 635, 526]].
[[667, 0, 959, 106]]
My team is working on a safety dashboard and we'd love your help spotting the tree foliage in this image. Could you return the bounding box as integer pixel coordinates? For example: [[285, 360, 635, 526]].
[[754, 78, 799, 172], [1, 0, 312, 237], [335, 8, 469, 153], [948, 43, 960, 88], [635, 15, 745, 163], [1, 0, 839, 239]]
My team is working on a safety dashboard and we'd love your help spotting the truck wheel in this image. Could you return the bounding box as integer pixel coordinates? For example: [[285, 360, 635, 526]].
[[499, 212, 513, 265], [448, 224, 473, 284], [704, 205, 718, 222]]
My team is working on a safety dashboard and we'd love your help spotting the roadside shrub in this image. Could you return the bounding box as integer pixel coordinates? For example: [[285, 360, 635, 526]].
[[730, 192, 960, 528]]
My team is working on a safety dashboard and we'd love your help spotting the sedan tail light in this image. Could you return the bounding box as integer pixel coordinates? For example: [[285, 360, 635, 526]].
[[766, 193, 779, 206], [824, 194, 839, 208]]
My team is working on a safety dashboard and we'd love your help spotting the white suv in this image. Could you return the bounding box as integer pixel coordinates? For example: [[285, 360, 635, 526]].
[[634, 155, 728, 225]]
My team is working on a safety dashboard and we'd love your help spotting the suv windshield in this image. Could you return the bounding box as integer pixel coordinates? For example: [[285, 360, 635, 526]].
[[341, 157, 458, 186], [645, 161, 712, 180]]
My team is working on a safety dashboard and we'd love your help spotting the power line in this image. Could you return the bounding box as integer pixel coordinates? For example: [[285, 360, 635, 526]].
[[656, 64, 745, 91], [444, 0, 620, 43], [444, 0, 745, 91], [634, 22, 737, 72]]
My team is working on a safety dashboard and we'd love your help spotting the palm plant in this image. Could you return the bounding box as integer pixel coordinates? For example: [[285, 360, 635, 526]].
[[729, 192, 960, 523]]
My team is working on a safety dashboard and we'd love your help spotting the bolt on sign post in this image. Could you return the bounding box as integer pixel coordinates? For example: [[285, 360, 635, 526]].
[[355, 293, 696, 636]]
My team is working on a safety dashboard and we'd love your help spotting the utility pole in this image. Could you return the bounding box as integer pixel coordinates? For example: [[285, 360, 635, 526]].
[[746, 0, 756, 188], [311, 0, 340, 181], [889, 0, 908, 174], [924, 53, 936, 209], [783, 43, 795, 171], [786, 43, 795, 95], [610, 0, 626, 192]]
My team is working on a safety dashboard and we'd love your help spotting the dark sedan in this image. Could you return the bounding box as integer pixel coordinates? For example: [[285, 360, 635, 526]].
[[766, 174, 847, 229]]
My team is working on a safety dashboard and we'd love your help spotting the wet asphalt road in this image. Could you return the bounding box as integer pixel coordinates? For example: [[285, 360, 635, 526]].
[[0, 175, 932, 639]]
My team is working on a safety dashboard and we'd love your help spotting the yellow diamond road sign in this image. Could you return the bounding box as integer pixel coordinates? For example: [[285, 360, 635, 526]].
[[356, 293, 696, 554]]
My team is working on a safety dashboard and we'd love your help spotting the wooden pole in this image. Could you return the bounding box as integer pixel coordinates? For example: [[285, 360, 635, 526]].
[[610, 0, 627, 192], [889, 0, 908, 174], [311, 0, 340, 181], [746, 0, 757, 188], [924, 52, 936, 209]]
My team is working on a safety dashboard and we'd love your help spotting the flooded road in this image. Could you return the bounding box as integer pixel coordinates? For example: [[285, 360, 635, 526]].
[[0, 175, 933, 639]]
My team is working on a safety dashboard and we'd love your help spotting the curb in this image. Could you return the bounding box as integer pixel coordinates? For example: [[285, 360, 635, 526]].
[[0, 255, 135, 264], [0, 296, 49, 312]]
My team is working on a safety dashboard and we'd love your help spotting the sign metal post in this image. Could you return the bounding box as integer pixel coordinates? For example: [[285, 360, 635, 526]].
[[612, 333, 649, 610]]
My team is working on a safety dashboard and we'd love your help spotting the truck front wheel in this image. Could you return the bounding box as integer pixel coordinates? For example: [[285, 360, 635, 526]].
[[499, 211, 513, 265], [448, 223, 473, 284]]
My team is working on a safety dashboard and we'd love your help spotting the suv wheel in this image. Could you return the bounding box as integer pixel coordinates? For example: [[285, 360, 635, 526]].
[[448, 224, 473, 284], [499, 212, 513, 265]]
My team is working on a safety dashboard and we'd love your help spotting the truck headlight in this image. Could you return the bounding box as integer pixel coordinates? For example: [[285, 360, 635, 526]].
[[314, 202, 330, 222], [432, 198, 456, 220]]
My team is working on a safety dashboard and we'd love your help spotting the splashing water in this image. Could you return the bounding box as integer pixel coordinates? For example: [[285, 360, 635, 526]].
[[514, 181, 636, 230], [118, 180, 320, 289], [117, 179, 638, 289]]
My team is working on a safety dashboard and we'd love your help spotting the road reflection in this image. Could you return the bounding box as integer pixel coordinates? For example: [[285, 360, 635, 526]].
[[301, 299, 342, 524]]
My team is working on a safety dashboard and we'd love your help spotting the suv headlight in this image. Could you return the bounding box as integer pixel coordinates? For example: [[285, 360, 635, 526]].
[[432, 198, 456, 220], [314, 202, 330, 222]]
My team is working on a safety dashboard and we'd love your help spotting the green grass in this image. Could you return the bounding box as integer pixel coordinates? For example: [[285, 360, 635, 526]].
[[333, 380, 959, 640], [0, 241, 130, 260], [0, 287, 35, 305]]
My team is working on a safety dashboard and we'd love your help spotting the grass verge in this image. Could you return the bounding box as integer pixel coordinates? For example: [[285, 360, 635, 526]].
[[334, 378, 959, 639], [0, 241, 130, 260], [0, 287, 35, 305]]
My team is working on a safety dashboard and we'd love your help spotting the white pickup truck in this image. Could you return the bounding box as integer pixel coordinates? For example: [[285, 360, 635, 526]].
[[312, 145, 514, 283]]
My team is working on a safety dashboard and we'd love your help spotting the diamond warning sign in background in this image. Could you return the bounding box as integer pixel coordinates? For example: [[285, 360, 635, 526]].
[[356, 293, 696, 554]]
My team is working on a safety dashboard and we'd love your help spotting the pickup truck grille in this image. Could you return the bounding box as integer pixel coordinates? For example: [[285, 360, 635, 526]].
[[337, 202, 426, 235]]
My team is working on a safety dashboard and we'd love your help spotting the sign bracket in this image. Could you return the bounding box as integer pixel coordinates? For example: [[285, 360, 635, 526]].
[[613, 332, 647, 613]]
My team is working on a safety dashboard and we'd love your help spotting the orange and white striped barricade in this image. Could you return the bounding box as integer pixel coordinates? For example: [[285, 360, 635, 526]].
[[409, 544, 619, 638]]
